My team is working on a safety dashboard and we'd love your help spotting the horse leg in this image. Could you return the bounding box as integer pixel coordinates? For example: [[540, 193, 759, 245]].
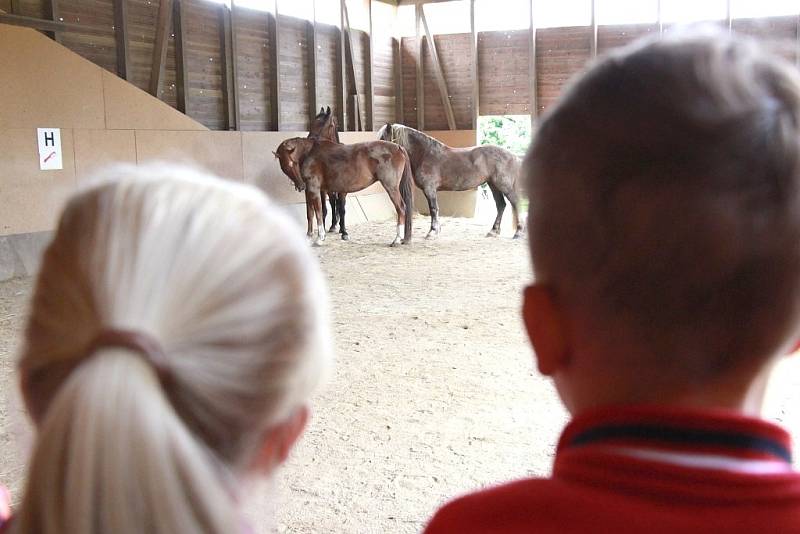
[[486, 183, 507, 237], [321, 191, 329, 230], [384, 188, 406, 247], [504, 189, 525, 239], [338, 194, 349, 241], [328, 192, 339, 233], [312, 192, 326, 246], [424, 187, 440, 239], [305, 192, 314, 238]]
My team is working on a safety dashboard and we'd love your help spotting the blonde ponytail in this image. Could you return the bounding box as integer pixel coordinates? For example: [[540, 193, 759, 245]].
[[14, 164, 331, 533]]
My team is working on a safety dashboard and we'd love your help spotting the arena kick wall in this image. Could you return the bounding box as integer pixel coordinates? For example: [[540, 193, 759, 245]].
[[0, 24, 477, 281]]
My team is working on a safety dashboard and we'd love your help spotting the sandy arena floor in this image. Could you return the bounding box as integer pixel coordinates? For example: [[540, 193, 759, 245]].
[[2, 215, 799, 534]]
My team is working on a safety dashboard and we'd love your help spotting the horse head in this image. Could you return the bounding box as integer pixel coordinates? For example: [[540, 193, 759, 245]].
[[275, 139, 307, 192], [309, 106, 339, 144], [377, 123, 397, 144]]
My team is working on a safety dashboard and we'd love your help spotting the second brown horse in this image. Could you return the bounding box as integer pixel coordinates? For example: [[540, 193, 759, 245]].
[[275, 137, 414, 246]]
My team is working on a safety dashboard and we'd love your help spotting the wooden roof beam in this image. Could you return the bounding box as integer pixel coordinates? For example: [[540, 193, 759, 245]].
[[173, 0, 189, 113], [420, 6, 456, 130], [113, 0, 130, 80], [149, 0, 173, 97], [268, 3, 281, 130], [342, 0, 362, 130], [0, 13, 111, 36]]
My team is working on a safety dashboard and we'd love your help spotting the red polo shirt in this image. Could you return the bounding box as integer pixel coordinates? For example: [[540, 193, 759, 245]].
[[424, 406, 800, 533]]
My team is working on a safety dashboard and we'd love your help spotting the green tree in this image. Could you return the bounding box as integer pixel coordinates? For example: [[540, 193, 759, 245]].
[[478, 115, 532, 156]]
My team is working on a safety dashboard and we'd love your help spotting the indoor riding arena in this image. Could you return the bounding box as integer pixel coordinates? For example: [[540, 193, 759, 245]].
[[2, 1, 800, 533]]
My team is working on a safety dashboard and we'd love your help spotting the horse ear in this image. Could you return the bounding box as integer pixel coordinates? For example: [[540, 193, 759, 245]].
[[326, 106, 331, 115], [319, 107, 325, 115]]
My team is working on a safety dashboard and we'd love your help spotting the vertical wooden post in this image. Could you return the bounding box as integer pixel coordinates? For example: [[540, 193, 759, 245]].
[[796, 12, 800, 69], [590, 0, 597, 59], [268, 0, 281, 130], [9, 0, 20, 14], [726, 0, 732, 33], [657, 0, 663, 34], [393, 34, 403, 124], [113, 0, 130, 79], [149, 0, 173, 97], [308, 0, 318, 125], [43, 0, 60, 42], [173, 0, 189, 113], [342, 0, 362, 130], [529, 0, 537, 130], [415, 3, 424, 130], [220, 3, 239, 130], [470, 0, 478, 130], [340, 0, 348, 130], [420, 8, 455, 130], [367, 0, 374, 131]]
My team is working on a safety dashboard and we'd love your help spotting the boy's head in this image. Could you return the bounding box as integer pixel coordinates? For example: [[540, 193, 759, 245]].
[[523, 29, 800, 414]]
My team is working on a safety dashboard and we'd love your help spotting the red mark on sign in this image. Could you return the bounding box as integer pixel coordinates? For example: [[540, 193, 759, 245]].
[[43, 151, 56, 163]]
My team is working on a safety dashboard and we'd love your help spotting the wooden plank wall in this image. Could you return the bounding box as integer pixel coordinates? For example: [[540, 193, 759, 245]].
[[535, 26, 591, 115], [316, 24, 343, 119], [347, 29, 370, 130], [234, 7, 272, 131], [427, 34, 472, 129], [17, 0, 378, 131], [478, 30, 528, 117], [597, 23, 657, 55], [133, 0, 178, 108], [401, 37, 420, 129], [9, 1, 800, 130], [372, 32, 396, 128], [57, 0, 117, 74], [278, 14, 311, 130], [183, 0, 224, 129]]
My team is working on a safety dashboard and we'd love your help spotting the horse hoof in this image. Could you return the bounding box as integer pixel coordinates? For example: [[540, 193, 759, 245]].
[[486, 231, 499, 238], [341, 233, 350, 241], [513, 233, 523, 240], [329, 226, 338, 233], [402, 239, 411, 245], [390, 241, 400, 247]]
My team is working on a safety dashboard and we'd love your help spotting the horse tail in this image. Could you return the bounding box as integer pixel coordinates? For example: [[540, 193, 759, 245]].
[[400, 147, 414, 242]]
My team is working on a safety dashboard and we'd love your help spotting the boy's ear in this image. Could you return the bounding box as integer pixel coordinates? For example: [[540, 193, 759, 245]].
[[251, 405, 309, 474], [522, 284, 570, 376]]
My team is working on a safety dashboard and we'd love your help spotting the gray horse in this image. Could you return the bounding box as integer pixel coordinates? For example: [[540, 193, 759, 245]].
[[378, 123, 523, 239]]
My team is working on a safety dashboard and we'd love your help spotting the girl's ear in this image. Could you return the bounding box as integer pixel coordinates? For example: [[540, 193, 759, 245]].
[[522, 284, 570, 376], [250, 406, 309, 475]]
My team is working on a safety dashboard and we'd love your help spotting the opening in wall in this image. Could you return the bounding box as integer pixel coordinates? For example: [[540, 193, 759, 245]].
[[478, 115, 532, 157]]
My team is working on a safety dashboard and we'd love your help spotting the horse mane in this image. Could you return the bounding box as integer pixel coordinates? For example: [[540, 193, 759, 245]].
[[393, 124, 446, 154]]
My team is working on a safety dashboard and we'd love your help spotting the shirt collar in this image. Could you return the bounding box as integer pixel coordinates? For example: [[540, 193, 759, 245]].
[[557, 405, 793, 465]]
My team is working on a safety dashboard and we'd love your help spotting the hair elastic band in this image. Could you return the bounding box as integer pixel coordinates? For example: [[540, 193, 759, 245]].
[[85, 328, 173, 387]]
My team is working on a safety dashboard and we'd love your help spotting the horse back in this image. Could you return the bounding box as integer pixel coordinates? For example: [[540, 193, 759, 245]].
[[305, 140, 405, 193]]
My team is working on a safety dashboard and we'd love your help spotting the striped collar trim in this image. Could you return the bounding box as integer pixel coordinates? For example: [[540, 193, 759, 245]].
[[613, 447, 795, 474], [558, 406, 793, 465]]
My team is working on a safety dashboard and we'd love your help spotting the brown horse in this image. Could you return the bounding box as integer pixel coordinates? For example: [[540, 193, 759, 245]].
[[275, 137, 414, 246], [378, 123, 523, 239], [309, 107, 344, 237], [309, 107, 348, 240]]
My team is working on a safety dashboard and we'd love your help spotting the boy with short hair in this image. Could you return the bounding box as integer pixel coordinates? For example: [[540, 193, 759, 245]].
[[424, 29, 800, 533]]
